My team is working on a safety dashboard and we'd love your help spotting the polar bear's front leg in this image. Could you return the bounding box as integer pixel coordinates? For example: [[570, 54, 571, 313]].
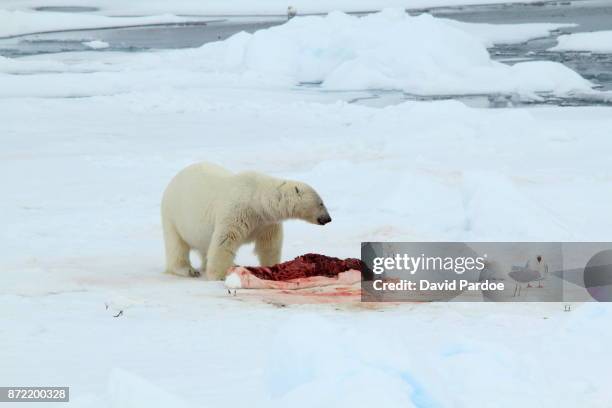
[[206, 228, 242, 280], [255, 223, 283, 266]]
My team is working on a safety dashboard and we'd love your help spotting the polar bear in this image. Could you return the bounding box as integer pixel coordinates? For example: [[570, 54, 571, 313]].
[[161, 162, 332, 280]]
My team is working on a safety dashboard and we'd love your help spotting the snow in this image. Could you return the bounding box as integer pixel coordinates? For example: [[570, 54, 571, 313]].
[[0, 12, 590, 98], [83, 40, 110, 49], [0, 9, 197, 38], [444, 19, 575, 47], [0, 3, 574, 44], [2, 0, 563, 17], [549, 30, 612, 53], [193, 11, 589, 96], [109, 369, 193, 408], [3, 287, 612, 407], [3, 88, 612, 408], [2, 5, 612, 408]]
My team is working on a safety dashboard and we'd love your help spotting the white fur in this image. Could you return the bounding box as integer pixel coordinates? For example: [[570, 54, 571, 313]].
[[161, 162, 331, 280]]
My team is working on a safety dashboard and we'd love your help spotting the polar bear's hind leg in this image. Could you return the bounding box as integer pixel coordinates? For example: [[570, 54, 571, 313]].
[[196, 251, 207, 274], [163, 219, 200, 277]]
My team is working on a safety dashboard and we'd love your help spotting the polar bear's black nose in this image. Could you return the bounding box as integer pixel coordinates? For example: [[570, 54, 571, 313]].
[[317, 215, 332, 225]]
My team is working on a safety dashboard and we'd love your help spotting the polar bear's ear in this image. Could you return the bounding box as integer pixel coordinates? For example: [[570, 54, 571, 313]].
[[294, 186, 302, 197]]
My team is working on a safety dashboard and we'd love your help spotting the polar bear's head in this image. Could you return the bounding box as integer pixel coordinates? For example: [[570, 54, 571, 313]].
[[281, 181, 332, 225]]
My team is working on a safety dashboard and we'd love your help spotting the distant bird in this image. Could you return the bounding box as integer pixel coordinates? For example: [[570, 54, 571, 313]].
[[528, 255, 549, 288], [509, 260, 543, 297], [287, 6, 297, 20]]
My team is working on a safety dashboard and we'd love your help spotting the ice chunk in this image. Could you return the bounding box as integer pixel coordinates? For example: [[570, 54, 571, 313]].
[[83, 40, 110, 49]]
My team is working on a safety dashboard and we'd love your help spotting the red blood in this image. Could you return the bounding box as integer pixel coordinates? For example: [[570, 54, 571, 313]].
[[245, 253, 363, 281]]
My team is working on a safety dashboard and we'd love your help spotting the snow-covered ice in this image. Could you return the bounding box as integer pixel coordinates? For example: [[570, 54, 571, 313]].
[[549, 30, 612, 53], [444, 19, 575, 47], [0, 9, 198, 38], [3, 88, 612, 407], [1, 0, 563, 17], [83, 40, 110, 49], [0, 11, 589, 98], [2, 6, 612, 408], [195, 10, 590, 96]]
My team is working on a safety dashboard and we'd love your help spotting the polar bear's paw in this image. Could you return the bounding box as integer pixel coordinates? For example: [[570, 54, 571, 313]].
[[188, 268, 201, 278], [167, 266, 201, 278]]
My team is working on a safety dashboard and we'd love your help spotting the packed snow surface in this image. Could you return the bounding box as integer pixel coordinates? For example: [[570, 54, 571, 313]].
[[3, 86, 612, 408], [2, 6, 612, 408], [549, 30, 612, 53]]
